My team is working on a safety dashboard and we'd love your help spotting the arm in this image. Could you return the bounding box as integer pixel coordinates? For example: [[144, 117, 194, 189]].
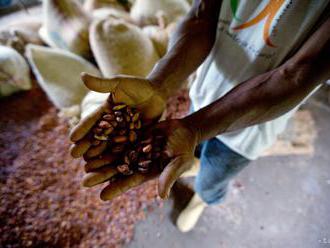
[[184, 16, 330, 143], [148, 0, 222, 99]]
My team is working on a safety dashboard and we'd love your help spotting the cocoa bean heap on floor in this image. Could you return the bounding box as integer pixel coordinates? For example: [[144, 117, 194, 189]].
[[91, 94, 168, 176]]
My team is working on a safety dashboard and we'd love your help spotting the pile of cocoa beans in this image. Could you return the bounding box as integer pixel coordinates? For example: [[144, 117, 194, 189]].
[[91, 95, 168, 176]]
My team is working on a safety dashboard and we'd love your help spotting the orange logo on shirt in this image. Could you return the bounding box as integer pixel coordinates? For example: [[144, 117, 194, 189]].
[[232, 0, 285, 47]]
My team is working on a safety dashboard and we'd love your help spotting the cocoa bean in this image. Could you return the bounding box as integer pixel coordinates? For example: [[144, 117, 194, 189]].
[[104, 126, 114, 135], [132, 113, 140, 122], [113, 136, 128, 143], [113, 104, 127, 111], [114, 111, 122, 116], [128, 131, 137, 143], [99, 120, 111, 129], [141, 138, 152, 145], [93, 127, 103, 135], [142, 144, 152, 153], [116, 116, 124, 123], [128, 150, 138, 163], [137, 167, 149, 174], [138, 160, 152, 168], [134, 120, 141, 129], [111, 145, 125, 153], [92, 140, 101, 146], [129, 123, 135, 130], [94, 134, 108, 141], [125, 114, 131, 122], [103, 114, 115, 121], [118, 129, 127, 136], [110, 121, 118, 128], [117, 164, 133, 175]]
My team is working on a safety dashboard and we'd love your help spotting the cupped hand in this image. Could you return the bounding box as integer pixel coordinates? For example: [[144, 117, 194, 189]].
[[84, 118, 200, 201], [69, 73, 167, 158]]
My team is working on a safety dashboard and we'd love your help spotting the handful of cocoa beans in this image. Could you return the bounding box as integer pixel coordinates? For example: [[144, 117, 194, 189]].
[[90, 94, 168, 176]]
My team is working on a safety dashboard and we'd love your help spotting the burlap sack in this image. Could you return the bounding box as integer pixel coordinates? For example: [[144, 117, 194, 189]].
[[142, 22, 176, 57], [84, 0, 129, 12], [39, 0, 91, 59], [0, 20, 43, 55], [26, 44, 100, 109], [0, 45, 32, 97], [130, 0, 190, 26], [89, 17, 159, 77]]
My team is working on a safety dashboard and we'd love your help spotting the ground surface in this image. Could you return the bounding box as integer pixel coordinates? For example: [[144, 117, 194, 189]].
[[127, 97, 330, 248]]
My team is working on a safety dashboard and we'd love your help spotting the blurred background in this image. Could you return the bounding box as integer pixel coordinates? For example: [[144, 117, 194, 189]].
[[0, 1, 330, 247]]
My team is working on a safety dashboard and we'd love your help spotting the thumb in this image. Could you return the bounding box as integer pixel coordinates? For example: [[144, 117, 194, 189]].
[[81, 72, 120, 93], [158, 155, 193, 199]]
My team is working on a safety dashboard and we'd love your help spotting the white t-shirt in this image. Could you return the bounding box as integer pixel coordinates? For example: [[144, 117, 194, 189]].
[[190, 0, 329, 160]]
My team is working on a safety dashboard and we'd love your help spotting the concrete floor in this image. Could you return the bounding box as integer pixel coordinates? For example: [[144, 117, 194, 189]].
[[128, 99, 330, 248]]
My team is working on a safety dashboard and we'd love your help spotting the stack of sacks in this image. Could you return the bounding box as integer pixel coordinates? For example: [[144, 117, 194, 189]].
[[39, 0, 91, 59], [0, 46, 31, 97], [1, 0, 191, 121]]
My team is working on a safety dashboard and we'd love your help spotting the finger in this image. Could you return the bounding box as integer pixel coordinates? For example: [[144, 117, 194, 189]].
[[158, 156, 192, 199], [84, 141, 107, 159], [82, 166, 118, 187], [70, 139, 91, 158], [84, 154, 117, 172], [81, 72, 120, 93], [100, 172, 156, 201], [69, 105, 105, 142]]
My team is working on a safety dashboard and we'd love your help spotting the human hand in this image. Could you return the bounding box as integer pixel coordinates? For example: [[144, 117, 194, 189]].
[[69, 73, 167, 158], [83, 118, 199, 201]]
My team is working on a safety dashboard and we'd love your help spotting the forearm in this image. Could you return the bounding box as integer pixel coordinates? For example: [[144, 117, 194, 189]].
[[184, 17, 330, 143], [147, 0, 222, 99]]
